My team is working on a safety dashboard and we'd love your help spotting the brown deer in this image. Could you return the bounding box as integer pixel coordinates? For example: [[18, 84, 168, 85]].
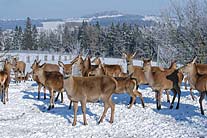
[[123, 52, 171, 103], [31, 59, 62, 101], [179, 57, 207, 115], [88, 63, 145, 108], [0, 60, 13, 104], [92, 57, 123, 77], [183, 63, 207, 101], [63, 75, 117, 126], [14, 72, 31, 83], [58, 61, 73, 77], [33, 63, 64, 110], [12, 57, 26, 82], [143, 59, 182, 110]]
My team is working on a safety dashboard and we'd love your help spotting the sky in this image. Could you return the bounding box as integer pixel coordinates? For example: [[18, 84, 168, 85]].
[[0, 0, 173, 19]]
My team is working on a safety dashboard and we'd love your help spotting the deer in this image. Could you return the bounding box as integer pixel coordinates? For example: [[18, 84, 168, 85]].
[[143, 59, 183, 110], [14, 72, 31, 83], [88, 63, 145, 108], [33, 63, 65, 110], [31, 59, 63, 102], [122, 52, 171, 104], [63, 75, 117, 126], [58, 61, 73, 77], [12, 57, 26, 83], [183, 63, 207, 101], [92, 57, 123, 77], [179, 57, 207, 115], [0, 60, 13, 104]]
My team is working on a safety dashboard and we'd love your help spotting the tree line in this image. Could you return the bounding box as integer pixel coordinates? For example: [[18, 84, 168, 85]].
[[1, 0, 207, 66]]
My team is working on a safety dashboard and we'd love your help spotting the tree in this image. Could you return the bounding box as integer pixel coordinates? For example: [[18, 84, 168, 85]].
[[22, 17, 33, 50], [32, 25, 38, 50]]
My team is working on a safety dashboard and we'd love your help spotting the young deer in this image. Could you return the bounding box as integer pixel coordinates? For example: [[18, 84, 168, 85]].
[[0, 60, 13, 104], [143, 59, 182, 110], [180, 57, 207, 115]]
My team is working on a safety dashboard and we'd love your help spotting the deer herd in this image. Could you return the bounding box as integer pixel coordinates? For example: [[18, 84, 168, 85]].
[[0, 52, 206, 126]]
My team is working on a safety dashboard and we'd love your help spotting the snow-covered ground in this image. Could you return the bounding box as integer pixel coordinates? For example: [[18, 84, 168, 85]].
[[0, 56, 207, 138]]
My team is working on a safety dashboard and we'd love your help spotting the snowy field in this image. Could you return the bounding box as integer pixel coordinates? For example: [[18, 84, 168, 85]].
[[0, 55, 207, 138]]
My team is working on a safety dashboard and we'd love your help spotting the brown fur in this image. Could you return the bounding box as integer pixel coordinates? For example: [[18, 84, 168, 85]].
[[123, 52, 173, 103], [92, 57, 123, 77], [184, 63, 207, 100], [180, 57, 207, 115], [15, 72, 31, 83], [0, 60, 13, 104], [88, 63, 145, 108], [63, 75, 117, 126], [12, 58, 26, 83], [143, 59, 182, 110], [58, 61, 73, 76], [31, 59, 61, 101], [33, 64, 64, 110]]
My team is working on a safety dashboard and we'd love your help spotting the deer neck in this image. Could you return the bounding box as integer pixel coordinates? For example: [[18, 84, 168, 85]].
[[4, 66, 11, 76], [126, 61, 134, 74], [37, 70, 46, 85], [188, 64, 199, 87], [143, 67, 155, 86]]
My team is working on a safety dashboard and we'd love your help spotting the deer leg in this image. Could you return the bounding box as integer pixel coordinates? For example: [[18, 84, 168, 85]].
[[48, 88, 54, 110], [5, 86, 8, 102], [184, 77, 188, 90], [81, 100, 88, 125], [199, 92, 206, 115], [133, 90, 145, 108], [175, 86, 181, 109], [2, 87, 5, 104], [165, 90, 170, 103], [98, 99, 109, 124], [61, 92, 63, 103], [128, 92, 136, 109], [69, 101, 72, 110], [55, 92, 60, 102], [155, 91, 161, 110], [1, 88, 3, 102], [72, 101, 78, 126], [37, 83, 41, 99], [43, 86, 46, 100], [108, 97, 115, 124], [170, 88, 177, 109], [190, 88, 195, 101]]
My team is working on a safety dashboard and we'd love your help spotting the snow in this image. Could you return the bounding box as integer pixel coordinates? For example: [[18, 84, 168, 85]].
[[41, 21, 65, 30], [0, 55, 207, 138], [142, 16, 160, 23]]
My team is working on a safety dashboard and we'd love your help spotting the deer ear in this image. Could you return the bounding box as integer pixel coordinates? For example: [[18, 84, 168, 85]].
[[37, 60, 41, 64], [58, 61, 64, 67], [131, 51, 137, 58], [122, 52, 127, 58], [192, 56, 197, 64]]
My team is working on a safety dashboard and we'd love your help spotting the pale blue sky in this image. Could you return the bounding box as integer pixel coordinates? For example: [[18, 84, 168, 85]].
[[0, 0, 173, 19]]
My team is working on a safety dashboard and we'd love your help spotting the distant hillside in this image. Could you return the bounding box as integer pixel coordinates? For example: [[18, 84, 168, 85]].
[[0, 19, 63, 30], [0, 11, 159, 30]]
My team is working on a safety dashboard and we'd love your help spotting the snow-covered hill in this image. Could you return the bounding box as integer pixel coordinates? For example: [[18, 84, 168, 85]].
[[0, 56, 206, 138]]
